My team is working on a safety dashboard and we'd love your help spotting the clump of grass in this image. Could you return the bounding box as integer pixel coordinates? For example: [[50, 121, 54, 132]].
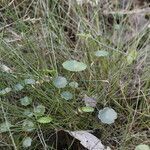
[[0, 0, 150, 149]]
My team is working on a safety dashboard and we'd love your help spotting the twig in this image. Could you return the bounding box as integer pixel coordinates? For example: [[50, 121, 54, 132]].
[[103, 7, 150, 15], [0, 23, 13, 32], [0, 0, 14, 11]]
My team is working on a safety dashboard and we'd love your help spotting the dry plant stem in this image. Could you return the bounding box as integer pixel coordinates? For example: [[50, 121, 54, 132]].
[[0, 0, 14, 11], [103, 8, 150, 15], [128, 76, 141, 132], [119, 81, 130, 109], [37, 125, 48, 150]]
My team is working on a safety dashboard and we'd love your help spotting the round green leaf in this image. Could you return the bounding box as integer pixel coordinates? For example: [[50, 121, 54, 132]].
[[62, 60, 87, 72], [22, 120, 35, 132], [0, 122, 12, 133], [37, 116, 52, 124], [69, 82, 79, 88], [61, 91, 73, 100], [23, 109, 33, 118], [127, 50, 138, 64], [135, 144, 150, 150], [14, 83, 24, 91], [0, 87, 12, 95], [81, 106, 94, 112], [94, 50, 109, 57], [34, 105, 45, 116], [53, 76, 67, 88], [20, 96, 32, 106], [22, 137, 32, 148], [98, 107, 117, 124]]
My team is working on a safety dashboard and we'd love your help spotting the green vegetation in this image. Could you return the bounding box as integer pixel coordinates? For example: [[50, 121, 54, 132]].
[[0, 0, 150, 149]]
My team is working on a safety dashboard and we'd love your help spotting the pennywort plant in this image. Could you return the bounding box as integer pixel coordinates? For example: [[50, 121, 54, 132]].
[[0, 1, 148, 149], [22, 137, 32, 148], [61, 59, 118, 124]]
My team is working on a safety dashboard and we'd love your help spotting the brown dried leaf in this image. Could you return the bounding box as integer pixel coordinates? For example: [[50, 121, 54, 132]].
[[67, 130, 111, 150], [82, 95, 97, 107], [0, 63, 13, 73]]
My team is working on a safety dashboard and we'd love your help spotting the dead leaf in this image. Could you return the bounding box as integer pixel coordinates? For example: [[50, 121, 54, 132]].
[[82, 95, 97, 107], [0, 63, 13, 73], [4, 28, 22, 43], [129, 13, 149, 32], [67, 130, 111, 150]]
